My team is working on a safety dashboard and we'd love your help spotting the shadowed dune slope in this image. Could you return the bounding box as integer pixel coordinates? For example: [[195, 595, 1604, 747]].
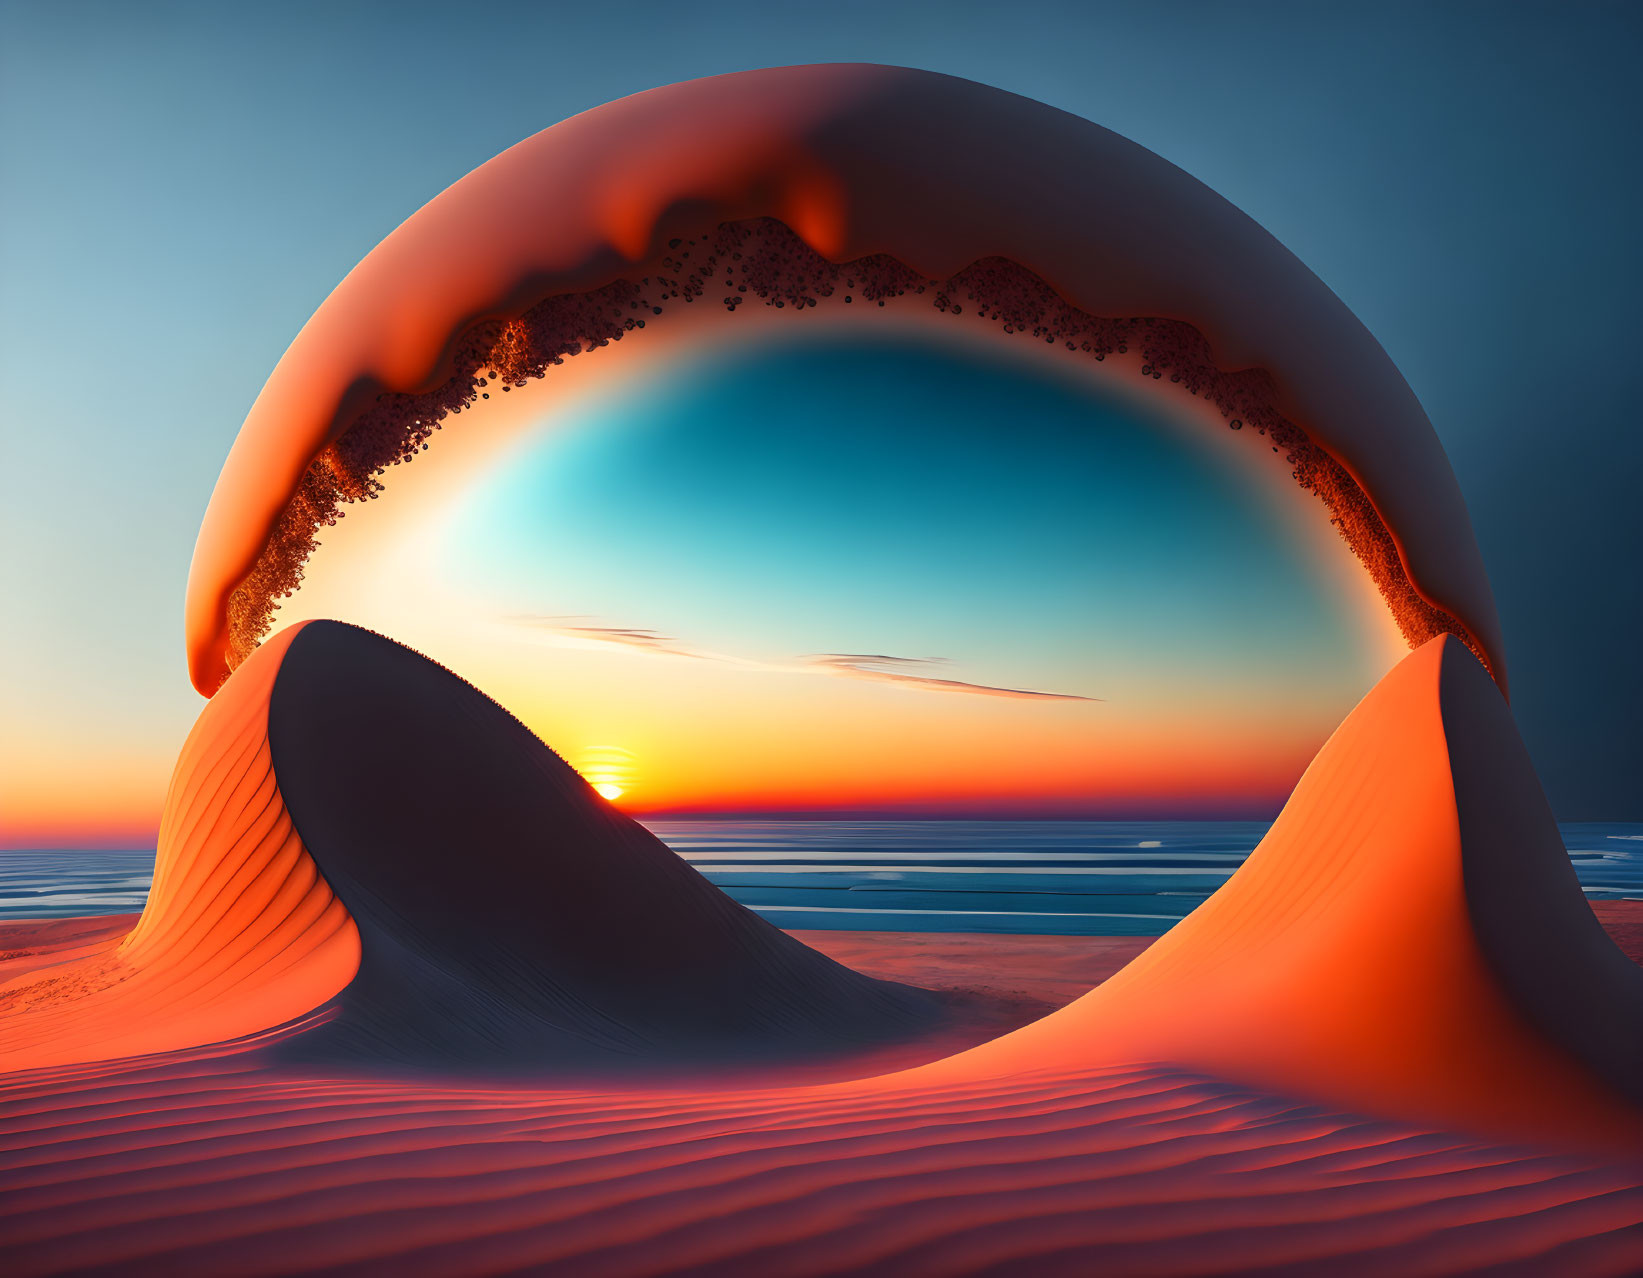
[[264, 620, 945, 1070], [1444, 649, 1643, 1107], [917, 636, 1643, 1152], [0, 626, 360, 1072]]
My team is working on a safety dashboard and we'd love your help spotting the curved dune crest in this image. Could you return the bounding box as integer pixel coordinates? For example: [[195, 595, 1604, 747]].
[[0, 625, 359, 1072], [262, 620, 946, 1069], [921, 635, 1643, 1150], [0, 621, 946, 1076], [1, 627, 1639, 1273], [5, 623, 1636, 1129], [185, 64, 1504, 694]]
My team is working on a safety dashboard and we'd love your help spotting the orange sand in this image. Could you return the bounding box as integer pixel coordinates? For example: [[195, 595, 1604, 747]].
[[0, 626, 358, 1073], [919, 638, 1643, 1151], [0, 915, 1639, 1275], [2, 631, 1639, 1273]]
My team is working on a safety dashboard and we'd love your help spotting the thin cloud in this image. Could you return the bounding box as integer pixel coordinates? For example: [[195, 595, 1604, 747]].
[[509, 617, 1098, 702], [804, 654, 1099, 702], [510, 616, 705, 659]]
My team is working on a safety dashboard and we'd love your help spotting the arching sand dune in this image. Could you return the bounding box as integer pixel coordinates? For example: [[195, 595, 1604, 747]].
[[185, 66, 1506, 697], [0, 626, 359, 1072], [1, 627, 1640, 1272], [0, 621, 948, 1076], [917, 635, 1643, 1150], [3, 625, 1637, 1126], [261, 620, 946, 1070]]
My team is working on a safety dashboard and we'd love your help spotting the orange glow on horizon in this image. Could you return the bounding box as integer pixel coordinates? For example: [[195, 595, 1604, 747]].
[[0, 750, 169, 850], [260, 594, 1344, 826], [0, 816, 161, 852]]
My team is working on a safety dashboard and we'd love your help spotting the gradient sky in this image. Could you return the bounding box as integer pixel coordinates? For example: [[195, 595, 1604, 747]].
[[265, 326, 1399, 817], [2, 1, 1639, 846]]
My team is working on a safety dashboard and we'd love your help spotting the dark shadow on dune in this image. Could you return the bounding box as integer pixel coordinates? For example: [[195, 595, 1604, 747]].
[[265, 621, 949, 1073], [1445, 646, 1643, 1105]]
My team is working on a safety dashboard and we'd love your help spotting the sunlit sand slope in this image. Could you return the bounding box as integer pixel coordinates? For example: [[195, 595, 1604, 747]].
[[0, 626, 359, 1072], [3, 628, 1639, 1272], [924, 636, 1643, 1151], [262, 620, 945, 1069]]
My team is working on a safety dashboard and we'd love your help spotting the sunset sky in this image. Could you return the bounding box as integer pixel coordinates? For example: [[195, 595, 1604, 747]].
[[264, 325, 1403, 820], [4, 2, 1638, 847]]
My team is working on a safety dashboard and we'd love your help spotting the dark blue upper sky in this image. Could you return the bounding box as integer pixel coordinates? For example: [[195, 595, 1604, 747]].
[[1, 0, 1638, 819]]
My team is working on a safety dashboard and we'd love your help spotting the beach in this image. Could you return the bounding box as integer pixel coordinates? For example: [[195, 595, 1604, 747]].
[[3, 629, 1640, 1275], [2, 908, 1640, 1274]]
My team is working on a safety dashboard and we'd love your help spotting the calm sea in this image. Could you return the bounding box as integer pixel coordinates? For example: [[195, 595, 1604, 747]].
[[2, 820, 1639, 935]]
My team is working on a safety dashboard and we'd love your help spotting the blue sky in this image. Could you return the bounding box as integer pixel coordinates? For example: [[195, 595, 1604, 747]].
[[444, 330, 1365, 699], [1, 0, 1638, 827], [268, 328, 1383, 818]]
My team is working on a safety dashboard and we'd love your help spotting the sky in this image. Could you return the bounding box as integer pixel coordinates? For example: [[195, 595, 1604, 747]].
[[265, 325, 1399, 818], [1, 0, 1639, 846]]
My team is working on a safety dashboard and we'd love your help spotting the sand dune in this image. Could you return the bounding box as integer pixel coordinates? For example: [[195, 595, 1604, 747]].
[[0, 621, 950, 1076], [185, 66, 1506, 697], [262, 620, 950, 1070], [0, 626, 358, 1072], [921, 636, 1643, 1151], [2, 627, 1640, 1272]]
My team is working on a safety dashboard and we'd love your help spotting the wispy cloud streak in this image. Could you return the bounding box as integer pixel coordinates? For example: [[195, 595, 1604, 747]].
[[801, 654, 1099, 702], [511, 617, 704, 658], [509, 616, 1099, 703]]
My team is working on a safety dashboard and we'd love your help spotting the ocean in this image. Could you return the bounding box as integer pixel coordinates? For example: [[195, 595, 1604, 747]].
[[4, 820, 1640, 934]]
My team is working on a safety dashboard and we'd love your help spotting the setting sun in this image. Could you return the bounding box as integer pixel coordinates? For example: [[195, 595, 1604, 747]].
[[577, 745, 635, 804]]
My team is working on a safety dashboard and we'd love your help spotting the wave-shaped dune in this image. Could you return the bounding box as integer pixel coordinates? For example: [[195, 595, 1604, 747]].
[[0, 626, 359, 1073], [183, 66, 1508, 697], [921, 635, 1643, 1150], [0, 620, 947, 1076], [262, 620, 946, 1070], [1, 626, 1640, 1272], [3, 625, 1637, 1115]]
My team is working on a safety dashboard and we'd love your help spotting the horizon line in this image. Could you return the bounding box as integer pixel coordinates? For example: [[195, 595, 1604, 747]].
[[8, 812, 1640, 854]]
